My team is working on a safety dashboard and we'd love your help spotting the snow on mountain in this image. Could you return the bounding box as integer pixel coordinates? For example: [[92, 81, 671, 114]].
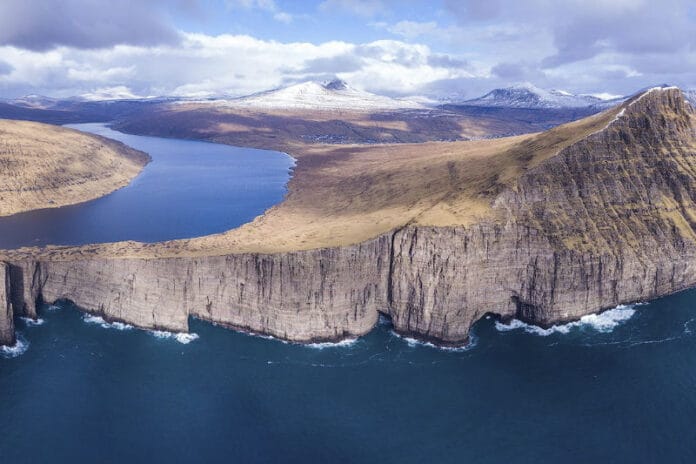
[[79, 86, 147, 101], [460, 83, 624, 109], [200, 79, 425, 111], [8, 94, 61, 109]]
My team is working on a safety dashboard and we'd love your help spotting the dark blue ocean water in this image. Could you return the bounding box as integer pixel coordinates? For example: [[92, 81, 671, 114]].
[[0, 123, 294, 248], [2, 293, 696, 463]]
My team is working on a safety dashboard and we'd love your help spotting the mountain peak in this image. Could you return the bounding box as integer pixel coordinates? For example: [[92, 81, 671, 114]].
[[462, 84, 623, 109], [322, 78, 349, 91]]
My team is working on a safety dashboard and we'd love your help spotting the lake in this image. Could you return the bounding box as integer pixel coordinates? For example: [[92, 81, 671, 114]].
[[0, 123, 294, 248]]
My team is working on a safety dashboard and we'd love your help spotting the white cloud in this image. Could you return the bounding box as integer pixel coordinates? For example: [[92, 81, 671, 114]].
[[319, 0, 387, 17], [0, 33, 477, 98], [226, 0, 294, 22]]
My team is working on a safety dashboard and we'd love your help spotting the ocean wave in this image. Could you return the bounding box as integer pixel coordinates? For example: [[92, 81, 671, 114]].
[[46, 304, 61, 311], [151, 330, 199, 344], [391, 331, 475, 352], [82, 314, 133, 331], [20, 317, 45, 326], [495, 305, 636, 336], [0, 335, 29, 358], [306, 338, 358, 349]]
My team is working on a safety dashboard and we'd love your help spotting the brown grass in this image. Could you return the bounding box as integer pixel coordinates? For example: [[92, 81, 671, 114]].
[[0, 119, 149, 216], [2, 103, 623, 261]]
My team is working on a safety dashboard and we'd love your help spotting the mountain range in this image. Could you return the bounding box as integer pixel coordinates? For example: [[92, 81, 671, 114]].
[[4, 80, 695, 114]]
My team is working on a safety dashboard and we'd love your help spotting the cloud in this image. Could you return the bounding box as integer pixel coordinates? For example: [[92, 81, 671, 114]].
[[0, 60, 13, 76], [384, 21, 440, 40], [299, 54, 365, 74], [0, 0, 183, 51], [226, 0, 295, 23], [442, 0, 696, 70], [319, 0, 387, 17], [0, 1, 694, 101], [0, 32, 479, 99]]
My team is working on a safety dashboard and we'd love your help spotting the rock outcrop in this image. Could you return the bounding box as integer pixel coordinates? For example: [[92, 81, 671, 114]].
[[1, 87, 695, 346]]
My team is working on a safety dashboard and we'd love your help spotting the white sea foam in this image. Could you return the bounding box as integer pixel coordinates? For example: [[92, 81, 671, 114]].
[[46, 304, 61, 311], [0, 336, 29, 358], [495, 305, 637, 336], [151, 330, 199, 344], [391, 331, 475, 352], [20, 317, 45, 326], [80, 313, 199, 343], [82, 314, 133, 331], [306, 338, 358, 350]]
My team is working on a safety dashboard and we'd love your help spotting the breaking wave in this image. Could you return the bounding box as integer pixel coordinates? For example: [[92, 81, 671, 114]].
[[306, 338, 359, 350], [495, 305, 637, 336], [81, 313, 198, 344], [391, 331, 476, 352], [20, 317, 45, 326], [151, 330, 199, 344], [82, 314, 133, 331], [0, 335, 29, 358]]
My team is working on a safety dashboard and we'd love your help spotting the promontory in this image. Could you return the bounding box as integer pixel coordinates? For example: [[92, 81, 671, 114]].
[[1, 87, 695, 348]]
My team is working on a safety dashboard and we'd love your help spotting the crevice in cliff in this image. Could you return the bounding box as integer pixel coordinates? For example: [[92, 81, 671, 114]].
[[386, 225, 408, 315]]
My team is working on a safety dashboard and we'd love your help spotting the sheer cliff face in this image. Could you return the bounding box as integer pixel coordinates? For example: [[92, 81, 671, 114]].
[[6, 237, 390, 343], [0, 264, 14, 346], [2, 88, 696, 346]]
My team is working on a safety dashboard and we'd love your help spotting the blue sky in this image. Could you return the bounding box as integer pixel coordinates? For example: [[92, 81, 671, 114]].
[[0, 0, 693, 99]]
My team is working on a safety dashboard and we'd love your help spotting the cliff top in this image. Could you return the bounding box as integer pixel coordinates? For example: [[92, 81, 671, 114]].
[[0, 119, 150, 217], [2, 87, 693, 260]]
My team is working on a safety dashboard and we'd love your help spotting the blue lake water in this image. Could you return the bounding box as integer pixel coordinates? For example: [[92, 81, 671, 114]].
[[2, 292, 696, 463], [2, 124, 696, 462], [0, 123, 294, 249]]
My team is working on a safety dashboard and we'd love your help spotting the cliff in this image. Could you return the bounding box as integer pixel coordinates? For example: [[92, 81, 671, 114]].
[[1, 87, 695, 347]]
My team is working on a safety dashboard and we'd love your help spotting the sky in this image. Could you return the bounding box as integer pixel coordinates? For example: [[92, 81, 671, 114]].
[[0, 0, 694, 100]]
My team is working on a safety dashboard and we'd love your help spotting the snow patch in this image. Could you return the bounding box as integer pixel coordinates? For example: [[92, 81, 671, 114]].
[[495, 305, 637, 336]]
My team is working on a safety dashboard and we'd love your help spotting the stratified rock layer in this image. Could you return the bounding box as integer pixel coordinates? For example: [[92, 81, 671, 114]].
[[2, 88, 695, 346]]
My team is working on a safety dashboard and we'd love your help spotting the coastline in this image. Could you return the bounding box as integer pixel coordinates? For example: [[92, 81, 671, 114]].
[[1, 88, 695, 349]]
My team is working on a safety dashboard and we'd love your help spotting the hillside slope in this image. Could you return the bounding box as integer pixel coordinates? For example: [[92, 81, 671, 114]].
[[0, 120, 150, 216]]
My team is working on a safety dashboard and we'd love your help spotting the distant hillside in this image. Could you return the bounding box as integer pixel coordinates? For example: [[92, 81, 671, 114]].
[[0, 119, 149, 216]]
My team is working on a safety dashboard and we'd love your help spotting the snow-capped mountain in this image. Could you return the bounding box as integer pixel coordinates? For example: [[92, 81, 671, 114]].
[[460, 83, 623, 109], [204, 79, 425, 111]]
